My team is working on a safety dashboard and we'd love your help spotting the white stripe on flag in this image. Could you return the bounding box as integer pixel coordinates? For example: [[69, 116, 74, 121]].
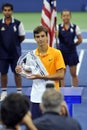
[[41, 0, 57, 46], [44, 0, 51, 12]]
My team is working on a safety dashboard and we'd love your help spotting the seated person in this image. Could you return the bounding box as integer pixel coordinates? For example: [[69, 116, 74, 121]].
[[33, 85, 82, 130], [0, 93, 37, 130]]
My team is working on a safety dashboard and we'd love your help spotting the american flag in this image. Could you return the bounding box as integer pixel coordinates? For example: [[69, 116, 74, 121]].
[[41, 0, 57, 47]]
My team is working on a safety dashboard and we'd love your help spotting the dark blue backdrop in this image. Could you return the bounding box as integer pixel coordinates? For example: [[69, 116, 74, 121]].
[[0, 0, 87, 12]]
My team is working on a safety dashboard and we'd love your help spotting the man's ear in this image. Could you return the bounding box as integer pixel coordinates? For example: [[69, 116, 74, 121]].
[[60, 105, 67, 116], [60, 101, 69, 116]]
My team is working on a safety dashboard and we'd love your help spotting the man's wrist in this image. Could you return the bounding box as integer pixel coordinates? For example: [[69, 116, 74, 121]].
[[74, 41, 80, 46]]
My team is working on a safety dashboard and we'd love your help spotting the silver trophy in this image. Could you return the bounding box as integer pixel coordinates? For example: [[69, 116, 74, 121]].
[[17, 53, 32, 77], [17, 50, 47, 77]]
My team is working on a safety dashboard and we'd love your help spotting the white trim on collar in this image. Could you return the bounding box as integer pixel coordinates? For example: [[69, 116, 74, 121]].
[[60, 23, 74, 27], [70, 23, 74, 27], [2, 17, 14, 23]]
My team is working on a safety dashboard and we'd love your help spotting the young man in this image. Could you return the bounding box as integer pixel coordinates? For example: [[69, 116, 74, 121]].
[[0, 3, 25, 101], [1, 93, 37, 130], [16, 25, 66, 119], [33, 88, 81, 130], [57, 10, 82, 87]]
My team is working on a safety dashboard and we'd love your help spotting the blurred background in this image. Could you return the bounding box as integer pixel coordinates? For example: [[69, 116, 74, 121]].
[[0, 0, 87, 30], [0, 1, 87, 130], [0, 0, 87, 12]]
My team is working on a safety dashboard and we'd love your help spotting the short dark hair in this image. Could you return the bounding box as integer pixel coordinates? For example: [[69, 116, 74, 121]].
[[33, 25, 48, 37], [1, 93, 30, 129], [2, 3, 13, 11], [45, 81, 55, 89], [61, 9, 71, 16]]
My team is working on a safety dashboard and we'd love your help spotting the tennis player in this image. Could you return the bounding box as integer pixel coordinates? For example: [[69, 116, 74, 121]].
[[16, 25, 66, 119]]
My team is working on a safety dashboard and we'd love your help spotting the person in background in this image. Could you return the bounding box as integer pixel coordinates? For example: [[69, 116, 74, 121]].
[[57, 10, 82, 87], [15, 25, 66, 119], [33, 86, 82, 130], [0, 93, 37, 130], [0, 3, 25, 101]]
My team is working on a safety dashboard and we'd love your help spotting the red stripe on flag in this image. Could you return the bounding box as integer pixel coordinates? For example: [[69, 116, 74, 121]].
[[42, 6, 51, 19], [41, 0, 57, 47]]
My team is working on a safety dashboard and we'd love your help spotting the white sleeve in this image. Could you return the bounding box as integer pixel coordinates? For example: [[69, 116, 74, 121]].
[[18, 22, 25, 36], [76, 25, 81, 35], [57, 24, 59, 31]]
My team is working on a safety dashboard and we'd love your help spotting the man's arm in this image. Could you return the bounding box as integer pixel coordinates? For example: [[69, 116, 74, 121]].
[[19, 35, 25, 43], [27, 68, 65, 80], [21, 112, 37, 130], [43, 68, 65, 80], [18, 22, 25, 43]]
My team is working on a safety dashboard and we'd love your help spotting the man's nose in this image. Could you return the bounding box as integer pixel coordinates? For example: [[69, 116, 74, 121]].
[[39, 36, 42, 40]]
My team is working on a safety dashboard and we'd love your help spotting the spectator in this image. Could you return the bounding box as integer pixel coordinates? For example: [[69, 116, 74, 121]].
[[0, 3, 25, 101], [0, 93, 37, 130], [33, 88, 82, 130]]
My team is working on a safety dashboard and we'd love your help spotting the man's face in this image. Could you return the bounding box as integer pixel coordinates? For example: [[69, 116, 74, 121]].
[[2, 6, 13, 18], [34, 31, 48, 46], [61, 11, 71, 24]]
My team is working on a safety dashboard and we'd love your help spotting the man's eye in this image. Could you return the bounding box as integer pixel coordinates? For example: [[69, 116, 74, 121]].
[[36, 35, 45, 38], [36, 36, 40, 38], [41, 35, 45, 37], [4, 9, 11, 11]]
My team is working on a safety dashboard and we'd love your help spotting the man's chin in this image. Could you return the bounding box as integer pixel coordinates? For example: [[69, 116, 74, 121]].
[[40, 43, 44, 46], [5, 16, 11, 19], [64, 20, 70, 24]]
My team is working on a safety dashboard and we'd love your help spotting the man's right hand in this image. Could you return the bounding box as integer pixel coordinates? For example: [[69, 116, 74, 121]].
[[15, 65, 22, 74]]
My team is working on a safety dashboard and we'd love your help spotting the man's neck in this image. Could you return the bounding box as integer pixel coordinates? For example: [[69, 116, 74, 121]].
[[5, 17, 12, 25], [38, 44, 48, 54]]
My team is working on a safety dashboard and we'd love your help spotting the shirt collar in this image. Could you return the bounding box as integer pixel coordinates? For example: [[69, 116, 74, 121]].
[[61, 23, 73, 27], [35, 45, 51, 56], [2, 17, 14, 23], [43, 111, 60, 116]]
